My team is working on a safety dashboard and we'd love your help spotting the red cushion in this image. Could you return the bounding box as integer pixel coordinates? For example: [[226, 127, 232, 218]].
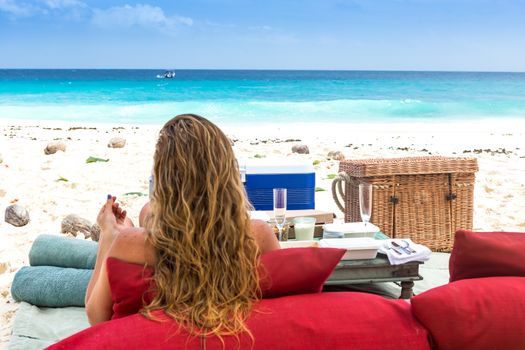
[[411, 276, 525, 350], [106, 248, 346, 319], [106, 258, 155, 320], [47, 292, 430, 350], [259, 247, 346, 298], [449, 229, 525, 282]]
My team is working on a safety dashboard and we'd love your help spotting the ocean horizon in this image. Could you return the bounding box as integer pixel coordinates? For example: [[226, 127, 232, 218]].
[[1, 69, 525, 125]]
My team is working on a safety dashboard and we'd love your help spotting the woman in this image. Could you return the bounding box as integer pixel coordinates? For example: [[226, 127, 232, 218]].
[[85, 114, 280, 338]]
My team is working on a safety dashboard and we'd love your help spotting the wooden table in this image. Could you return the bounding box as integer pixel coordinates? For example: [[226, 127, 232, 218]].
[[268, 213, 424, 299], [325, 254, 423, 299]]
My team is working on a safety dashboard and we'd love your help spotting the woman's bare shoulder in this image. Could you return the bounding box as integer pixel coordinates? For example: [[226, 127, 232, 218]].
[[250, 219, 280, 253], [108, 227, 156, 266]]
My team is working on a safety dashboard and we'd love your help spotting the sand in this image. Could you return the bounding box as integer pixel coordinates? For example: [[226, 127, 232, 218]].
[[1, 118, 525, 347]]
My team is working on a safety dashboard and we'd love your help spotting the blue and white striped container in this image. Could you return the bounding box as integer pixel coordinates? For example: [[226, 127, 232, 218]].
[[239, 158, 315, 211]]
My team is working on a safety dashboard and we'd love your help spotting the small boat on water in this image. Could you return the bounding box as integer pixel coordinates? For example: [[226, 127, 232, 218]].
[[156, 71, 176, 79]]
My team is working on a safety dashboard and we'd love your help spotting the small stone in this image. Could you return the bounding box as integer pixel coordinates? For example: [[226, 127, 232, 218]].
[[44, 141, 66, 155], [61, 214, 92, 238], [90, 223, 101, 242], [108, 137, 126, 148], [292, 144, 310, 154], [327, 151, 345, 161], [5, 205, 30, 227], [0, 261, 10, 274], [0, 153, 3, 163]]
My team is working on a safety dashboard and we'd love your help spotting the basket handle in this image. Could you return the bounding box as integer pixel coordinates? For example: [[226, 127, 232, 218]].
[[332, 172, 351, 213]]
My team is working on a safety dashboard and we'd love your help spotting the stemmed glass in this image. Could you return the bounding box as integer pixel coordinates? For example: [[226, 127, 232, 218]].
[[273, 188, 287, 241], [359, 183, 372, 226]]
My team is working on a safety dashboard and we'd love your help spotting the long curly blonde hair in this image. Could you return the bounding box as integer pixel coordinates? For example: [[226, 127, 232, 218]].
[[142, 114, 260, 339]]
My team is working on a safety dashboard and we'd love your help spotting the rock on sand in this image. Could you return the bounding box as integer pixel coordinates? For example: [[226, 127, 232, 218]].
[[108, 137, 126, 148], [61, 214, 95, 239], [90, 223, 101, 242], [292, 144, 310, 154], [327, 150, 345, 161], [44, 141, 66, 155], [4, 205, 30, 227]]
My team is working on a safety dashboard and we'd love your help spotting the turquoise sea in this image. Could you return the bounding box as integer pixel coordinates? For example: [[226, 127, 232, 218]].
[[1, 70, 525, 125]]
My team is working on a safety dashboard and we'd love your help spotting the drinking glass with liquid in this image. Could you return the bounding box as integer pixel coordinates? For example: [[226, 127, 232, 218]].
[[273, 188, 287, 241], [359, 183, 373, 226]]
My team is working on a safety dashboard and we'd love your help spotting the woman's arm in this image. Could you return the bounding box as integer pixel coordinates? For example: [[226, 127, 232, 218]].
[[139, 201, 151, 227], [251, 219, 280, 253], [85, 195, 128, 325], [85, 257, 113, 325]]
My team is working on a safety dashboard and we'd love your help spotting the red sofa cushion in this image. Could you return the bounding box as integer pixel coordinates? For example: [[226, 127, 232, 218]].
[[411, 276, 525, 350], [48, 292, 430, 350], [449, 229, 525, 282], [107, 247, 345, 319], [259, 247, 346, 298]]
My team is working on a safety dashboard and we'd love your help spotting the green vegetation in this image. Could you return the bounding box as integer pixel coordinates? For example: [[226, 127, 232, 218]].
[[86, 156, 109, 163], [315, 187, 326, 192], [123, 192, 148, 197], [312, 160, 321, 166]]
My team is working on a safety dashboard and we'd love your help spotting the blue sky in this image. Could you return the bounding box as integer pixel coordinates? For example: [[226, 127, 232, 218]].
[[0, 0, 524, 71]]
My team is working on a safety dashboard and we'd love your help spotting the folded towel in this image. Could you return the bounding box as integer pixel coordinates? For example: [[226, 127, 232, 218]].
[[378, 239, 432, 265], [29, 234, 97, 269], [11, 266, 92, 307], [9, 301, 89, 349]]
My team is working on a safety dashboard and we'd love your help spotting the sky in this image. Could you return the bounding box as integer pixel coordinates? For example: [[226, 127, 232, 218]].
[[0, 0, 524, 71]]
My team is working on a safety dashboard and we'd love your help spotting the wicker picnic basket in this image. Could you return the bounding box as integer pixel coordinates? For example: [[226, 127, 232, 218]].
[[332, 156, 478, 252]]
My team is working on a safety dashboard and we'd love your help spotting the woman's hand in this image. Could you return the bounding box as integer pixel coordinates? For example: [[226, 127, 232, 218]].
[[97, 195, 127, 244]]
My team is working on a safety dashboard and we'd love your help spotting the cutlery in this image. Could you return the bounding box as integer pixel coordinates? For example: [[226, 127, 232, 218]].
[[387, 243, 403, 255], [391, 241, 411, 254], [400, 240, 417, 253]]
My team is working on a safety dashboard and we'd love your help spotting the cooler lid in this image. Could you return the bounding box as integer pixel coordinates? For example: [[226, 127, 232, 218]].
[[238, 158, 315, 174]]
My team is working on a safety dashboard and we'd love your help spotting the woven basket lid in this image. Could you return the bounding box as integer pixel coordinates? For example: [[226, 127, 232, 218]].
[[339, 156, 479, 177]]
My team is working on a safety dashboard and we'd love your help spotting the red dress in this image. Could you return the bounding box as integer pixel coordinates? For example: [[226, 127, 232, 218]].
[[106, 257, 155, 319]]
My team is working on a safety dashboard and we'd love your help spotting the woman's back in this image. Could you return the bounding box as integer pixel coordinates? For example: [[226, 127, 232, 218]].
[[106, 218, 278, 320], [86, 114, 279, 339]]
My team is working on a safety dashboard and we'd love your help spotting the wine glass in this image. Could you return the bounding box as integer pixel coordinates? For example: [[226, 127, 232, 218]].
[[273, 188, 287, 241], [359, 183, 372, 226]]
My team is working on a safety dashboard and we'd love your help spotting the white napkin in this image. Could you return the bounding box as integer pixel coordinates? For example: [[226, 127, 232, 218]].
[[378, 239, 432, 265]]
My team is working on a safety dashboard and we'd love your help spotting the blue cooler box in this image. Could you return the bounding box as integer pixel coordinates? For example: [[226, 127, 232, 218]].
[[239, 158, 315, 210]]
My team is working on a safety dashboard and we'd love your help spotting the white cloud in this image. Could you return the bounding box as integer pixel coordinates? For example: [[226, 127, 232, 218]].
[[0, 0, 86, 17], [0, 0, 38, 16], [40, 0, 87, 9], [0, 1, 190, 32], [92, 4, 193, 33], [1, 1, 192, 33]]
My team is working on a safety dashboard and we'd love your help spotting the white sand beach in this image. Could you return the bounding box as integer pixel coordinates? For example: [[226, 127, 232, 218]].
[[1, 118, 525, 347]]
